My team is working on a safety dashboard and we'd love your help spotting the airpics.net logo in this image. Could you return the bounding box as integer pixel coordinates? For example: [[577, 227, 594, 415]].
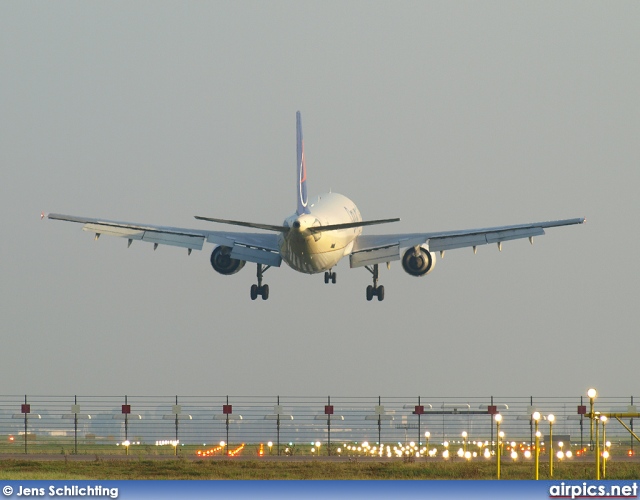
[[549, 482, 638, 499]]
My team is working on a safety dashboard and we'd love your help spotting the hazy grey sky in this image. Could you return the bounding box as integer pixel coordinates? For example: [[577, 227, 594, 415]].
[[1, 1, 638, 399]]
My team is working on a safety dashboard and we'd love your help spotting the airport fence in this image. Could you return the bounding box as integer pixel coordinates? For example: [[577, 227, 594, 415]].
[[0, 394, 637, 456]]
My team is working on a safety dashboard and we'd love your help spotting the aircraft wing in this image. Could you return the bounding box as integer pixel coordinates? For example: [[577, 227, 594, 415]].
[[349, 218, 585, 268], [45, 213, 282, 267]]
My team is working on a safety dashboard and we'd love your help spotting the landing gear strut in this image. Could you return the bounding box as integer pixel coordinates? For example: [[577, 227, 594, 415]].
[[365, 264, 385, 301], [250, 263, 271, 300], [324, 270, 337, 284]]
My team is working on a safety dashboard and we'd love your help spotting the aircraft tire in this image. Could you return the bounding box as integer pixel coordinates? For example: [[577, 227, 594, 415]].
[[324, 272, 329, 284], [377, 285, 385, 301], [366, 285, 374, 301], [250, 284, 258, 300], [331, 272, 337, 284], [261, 284, 269, 300]]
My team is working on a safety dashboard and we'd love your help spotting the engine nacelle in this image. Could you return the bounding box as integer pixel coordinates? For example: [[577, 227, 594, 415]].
[[402, 246, 436, 277], [210, 246, 246, 275]]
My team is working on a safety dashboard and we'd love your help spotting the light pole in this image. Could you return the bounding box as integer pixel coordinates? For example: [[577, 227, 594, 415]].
[[588, 388, 597, 451], [533, 412, 541, 480], [425, 431, 430, 457], [548, 414, 555, 477], [601, 416, 608, 479], [494, 414, 502, 479], [595, 412, 601, 480]]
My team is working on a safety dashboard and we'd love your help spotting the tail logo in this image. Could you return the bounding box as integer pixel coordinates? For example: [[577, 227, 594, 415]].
[[296, 111, 310, 215], [299, 146, 308, 209]]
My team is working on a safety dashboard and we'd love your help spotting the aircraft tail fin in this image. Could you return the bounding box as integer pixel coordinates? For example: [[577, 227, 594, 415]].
[[296, 111, 310, 215]]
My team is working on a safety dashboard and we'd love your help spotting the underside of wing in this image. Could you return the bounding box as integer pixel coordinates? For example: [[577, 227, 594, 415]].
[[349, 218, 584, 268], [46, 213, 282, 266], [205, 232, 281, 267]]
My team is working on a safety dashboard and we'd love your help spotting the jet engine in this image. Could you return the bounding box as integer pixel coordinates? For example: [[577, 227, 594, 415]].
[[210, 246, 246, 275], [401, 246, 436, 277]]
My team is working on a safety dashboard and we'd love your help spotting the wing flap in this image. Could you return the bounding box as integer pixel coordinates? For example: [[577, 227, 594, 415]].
[[205, 233, 281, 266], [350, 244, 400, 268], [427, 233, 487, 252], [429, 227, 545, 252], [206, 233, 279, 252], [231, 245, 282, 267], [142, 232, 205, 250], [82, 222, 204, 250], [484, 227, 545, 244], [83, 223, 144, 240]]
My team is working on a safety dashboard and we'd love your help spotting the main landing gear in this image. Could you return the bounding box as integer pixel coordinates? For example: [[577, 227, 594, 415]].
[[250, 263, 271, 300], [324, 270, 337, 284], [365, 264, 384, 301]]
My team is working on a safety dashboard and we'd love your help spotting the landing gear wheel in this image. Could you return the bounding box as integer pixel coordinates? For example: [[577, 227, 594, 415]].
[[365, 264, 386, 302], [250, 263, 272, 301], [324, 271, 337, 284]]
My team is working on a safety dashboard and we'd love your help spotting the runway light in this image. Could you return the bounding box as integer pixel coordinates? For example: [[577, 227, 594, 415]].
[[227, 443, 245, 457]]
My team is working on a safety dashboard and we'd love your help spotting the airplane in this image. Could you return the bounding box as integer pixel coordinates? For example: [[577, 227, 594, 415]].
[[45, 111, 584, 301]]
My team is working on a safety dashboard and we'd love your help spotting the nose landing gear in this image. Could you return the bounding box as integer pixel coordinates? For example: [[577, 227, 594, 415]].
[[365, 264, 385, 301], [250, 263, 271, 300]]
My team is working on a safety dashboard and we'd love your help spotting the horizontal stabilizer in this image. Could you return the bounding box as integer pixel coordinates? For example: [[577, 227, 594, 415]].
[[195, 216, 400, 234], [195, 216, 289, 233], [307, 218, 400, 234]]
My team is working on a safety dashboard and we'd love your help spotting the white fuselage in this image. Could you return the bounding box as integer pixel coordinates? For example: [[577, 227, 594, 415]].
[[278, 192, 362, 274]]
